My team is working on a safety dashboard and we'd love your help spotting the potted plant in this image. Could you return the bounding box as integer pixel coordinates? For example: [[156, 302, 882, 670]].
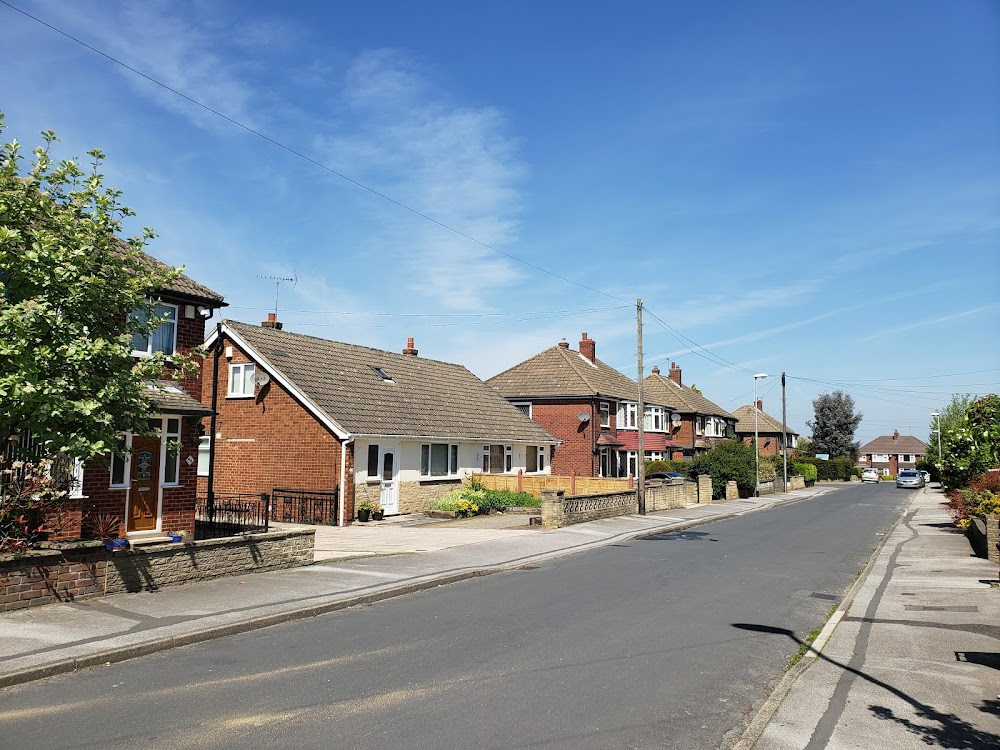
[[357, 500, 374, 522], [371, 503, 384, 521], [168, 530, 188, 543]]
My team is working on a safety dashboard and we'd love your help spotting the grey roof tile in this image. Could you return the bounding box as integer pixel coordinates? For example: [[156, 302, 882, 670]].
[[642, 373, 734, 418], [859, 435, 928, 454], [225, 321, 556, 443], [732, 405, 799, 436], [147, 381, 212, 416], [487, 345, 640, 401]]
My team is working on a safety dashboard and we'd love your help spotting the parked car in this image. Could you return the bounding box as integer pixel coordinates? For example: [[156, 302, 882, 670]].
[[861, 467, 880, 483], [896, 470, 925, 489], [919, 470, 932, 485], [648, 471, 685, 480]]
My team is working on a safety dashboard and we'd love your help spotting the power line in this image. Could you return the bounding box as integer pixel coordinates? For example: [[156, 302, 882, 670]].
[[643, 306, 753, 376], [224, 304, 630, 318], [0, 0, 631, 305]]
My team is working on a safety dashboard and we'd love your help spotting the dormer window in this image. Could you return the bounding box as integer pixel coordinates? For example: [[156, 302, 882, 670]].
[[131, 302, 177, 356], [372, 366, 393, 383]]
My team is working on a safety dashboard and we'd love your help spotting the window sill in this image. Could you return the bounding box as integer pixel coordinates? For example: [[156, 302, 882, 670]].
[[226, 394, 255, 400], [417, 476, 462, 483]]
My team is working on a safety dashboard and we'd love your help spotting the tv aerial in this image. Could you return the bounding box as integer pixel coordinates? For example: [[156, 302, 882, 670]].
[[258, 272, 298, 317]]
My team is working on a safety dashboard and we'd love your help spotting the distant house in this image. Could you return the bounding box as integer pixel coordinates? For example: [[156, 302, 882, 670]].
[[732, 400, 799, 458], [202, 319, 557, 523], [63, 253, 226, 541], [643, 363, 737, 460], [487, 333, 680, 478], [858, 430, 927, 476]]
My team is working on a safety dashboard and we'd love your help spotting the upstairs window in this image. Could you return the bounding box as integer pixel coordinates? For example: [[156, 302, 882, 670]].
[[131, 303, 177, 357], [228, 363, 256, 398], [599, 402, 610, 427], [617, 402, 638, 429]]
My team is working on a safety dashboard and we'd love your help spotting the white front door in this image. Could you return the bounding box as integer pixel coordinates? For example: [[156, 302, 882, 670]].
[[378, 445, 399, 515]]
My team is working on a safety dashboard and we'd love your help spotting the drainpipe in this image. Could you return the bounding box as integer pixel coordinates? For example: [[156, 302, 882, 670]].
[[339, 436, 354, 526], [206, 321, 222, 518]]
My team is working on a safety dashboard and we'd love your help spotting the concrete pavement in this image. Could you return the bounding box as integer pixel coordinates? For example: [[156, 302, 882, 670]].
[[746, 487, 1000, 749], [0, 487, 827, 689]]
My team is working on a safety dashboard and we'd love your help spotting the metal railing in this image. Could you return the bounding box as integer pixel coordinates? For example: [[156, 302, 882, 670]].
[[195, 492, 270, 540], [270, 487, 339, 526]]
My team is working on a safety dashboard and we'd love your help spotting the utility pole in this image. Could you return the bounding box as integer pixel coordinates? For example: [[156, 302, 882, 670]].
[[781, 372, 788, 490], [636, 299, 646, 515]]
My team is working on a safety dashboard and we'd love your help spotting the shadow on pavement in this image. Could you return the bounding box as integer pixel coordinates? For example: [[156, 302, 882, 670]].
[[732, 623, 1000, 750]]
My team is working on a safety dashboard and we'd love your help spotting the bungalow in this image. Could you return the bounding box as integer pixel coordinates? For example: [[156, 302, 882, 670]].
[[202, 318, 557, 523], [487, 333, 680, 478], [858, 430, 927, 476], [732, 400, 799, 457], [643, 362, 737, 460]]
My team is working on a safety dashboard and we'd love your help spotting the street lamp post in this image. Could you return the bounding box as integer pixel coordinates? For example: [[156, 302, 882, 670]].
[[931, 412, 942, 480], [753, 373, 768, 497]]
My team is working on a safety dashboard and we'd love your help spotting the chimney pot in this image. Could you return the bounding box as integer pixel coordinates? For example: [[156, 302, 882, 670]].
[[668, 362, 682, 385], [402, 336, 418, 357], [893, 429, 899, 440], [557, 341, 570, 349], [262, 312, 283, 330], [756, 399, 763, 411], [579, 332, 596, 362], [651, 365, 660, 375]]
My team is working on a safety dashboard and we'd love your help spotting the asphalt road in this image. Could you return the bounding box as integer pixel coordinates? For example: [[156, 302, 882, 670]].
[[1, 483, 912, 750]]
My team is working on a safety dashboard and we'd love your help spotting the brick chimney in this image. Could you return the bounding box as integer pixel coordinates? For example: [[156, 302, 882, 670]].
[[651, 365, 660, 375], [756, 399, 763, 411], [579, 332, 596, 362], [893, 429, 899, 441], [262, 312, 283, 330], [668, 361, 682, 385], [402, 336, 418, 357]]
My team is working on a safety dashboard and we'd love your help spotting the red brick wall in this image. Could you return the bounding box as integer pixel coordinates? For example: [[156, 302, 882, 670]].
[[201, 335, 348, 518], [669, 416, 695, 459], [527, 399, 601, 477], [741, 433, 782, 457]]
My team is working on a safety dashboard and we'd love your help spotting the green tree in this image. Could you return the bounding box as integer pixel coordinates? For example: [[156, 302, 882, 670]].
[[691, 439, 757, 499], [1, 116, 191, 547], [927, 394, 974, 465], [807, 391, 862, 458], [939, 394, 1000, 489]]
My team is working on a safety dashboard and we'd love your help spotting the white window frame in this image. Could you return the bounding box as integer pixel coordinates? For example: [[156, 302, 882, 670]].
[[617, 402, 638, 429], [197, 435, 211, 477], [873, 453, 889, 462], [643, 405, 664, 432], [131, 302, 178, 357], [599, 402, 610, 428], [526, 445, 547, 473], [161, 417, 181, 486], [110, 434, 133, 488], [695, 416, 704, 436], [228, 362, 257, 398], [421, 443, 460, 478]]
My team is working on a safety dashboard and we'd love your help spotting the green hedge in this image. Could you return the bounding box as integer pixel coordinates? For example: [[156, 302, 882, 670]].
[[794, 462, 818, 482], [690, 440, 756, 499], [644, 459, 693, 478], [792, 456, 854, 481]]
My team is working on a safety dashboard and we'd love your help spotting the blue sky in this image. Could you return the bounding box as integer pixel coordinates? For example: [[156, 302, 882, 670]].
[[2, 0, 998, 445]]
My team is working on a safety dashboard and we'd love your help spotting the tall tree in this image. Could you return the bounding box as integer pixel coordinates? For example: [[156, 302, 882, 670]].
[[939, 394, 1000, 488], [807, 391, 862, 458], [927, 394, 974, 465]]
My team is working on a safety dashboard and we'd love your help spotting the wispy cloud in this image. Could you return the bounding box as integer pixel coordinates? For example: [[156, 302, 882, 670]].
[[318, 49, 526, 309], [861, 305, 1000, 342]]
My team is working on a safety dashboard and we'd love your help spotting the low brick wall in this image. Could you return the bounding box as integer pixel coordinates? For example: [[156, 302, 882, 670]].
[[968, 515, 1000, 564], [647, 479, 697, 511], [541, 489, 637, 528], [0, 529, 315, 611]]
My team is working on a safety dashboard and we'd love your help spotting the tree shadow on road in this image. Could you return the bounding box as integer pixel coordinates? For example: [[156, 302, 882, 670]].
[[732, 623, 1000, 750]]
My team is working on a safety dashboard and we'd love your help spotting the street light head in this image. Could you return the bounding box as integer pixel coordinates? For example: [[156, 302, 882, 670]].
[[753, 372, 768, 379], [931, 412, 940, 417]]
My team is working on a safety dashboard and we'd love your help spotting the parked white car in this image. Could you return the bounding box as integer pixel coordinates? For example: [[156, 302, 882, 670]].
[[861, 467, 880, 483], [920, 470, 932, 485]]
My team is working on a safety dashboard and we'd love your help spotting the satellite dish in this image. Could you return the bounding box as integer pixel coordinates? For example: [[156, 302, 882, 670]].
[[670, 413, 681, 424], [577, 412, 591, 422], [253, 371, 271, 387]]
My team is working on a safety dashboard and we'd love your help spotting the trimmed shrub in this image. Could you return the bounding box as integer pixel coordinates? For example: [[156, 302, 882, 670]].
[[644, 459, 692, 478], [691, 439, 756, 499], [794, 462, 818, 482]]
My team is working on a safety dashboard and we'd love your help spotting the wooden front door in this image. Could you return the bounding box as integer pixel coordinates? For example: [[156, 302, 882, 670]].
[[127, 435, 160, 532]]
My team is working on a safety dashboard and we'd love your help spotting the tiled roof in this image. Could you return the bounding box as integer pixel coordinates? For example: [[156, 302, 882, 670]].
[[643, 372, 734, 418], [732, 405, 799, 436], [859, 435, 928, 454], [139, 250, 226, 305], [487, 345, 639, 401], [224, 320, 556, 443], [146, 381, 212, 416]]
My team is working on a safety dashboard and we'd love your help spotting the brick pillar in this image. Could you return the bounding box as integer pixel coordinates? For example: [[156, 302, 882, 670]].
[[541, 490, 565, 529], [343, 441, 355, 525], [697, 475, 713, 504], [725, 480, 738, 501]]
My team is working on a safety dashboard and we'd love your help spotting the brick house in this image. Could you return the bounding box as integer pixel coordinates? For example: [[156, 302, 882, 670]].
[[643, 362, 737, 461], [858, 430, 927, 476], [487, 333, 680, 478], [62, 254, 226, 541], [732, 400, 799, 458], [202, 318, 557, 523]]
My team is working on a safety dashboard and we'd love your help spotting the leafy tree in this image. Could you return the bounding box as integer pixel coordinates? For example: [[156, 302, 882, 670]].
[[927, 394, 974, 465], [691, 439, 756, 499], [939, 394, 1000, 489], [795, 436, 813, 455], [807, 391, 862, 458], [1, 115, 192, 548]]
